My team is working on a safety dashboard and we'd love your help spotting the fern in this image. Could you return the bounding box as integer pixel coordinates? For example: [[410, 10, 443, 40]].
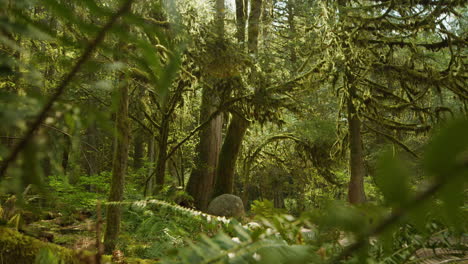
[[162, 224, 321, 264]]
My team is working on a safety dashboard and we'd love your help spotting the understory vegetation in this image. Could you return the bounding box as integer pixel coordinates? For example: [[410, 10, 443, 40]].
[[0, 0, 467, 263]]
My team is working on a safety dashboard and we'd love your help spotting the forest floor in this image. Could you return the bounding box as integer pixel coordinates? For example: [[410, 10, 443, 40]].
[[26, 217, 97, 251], [21, 208, 467, 264]]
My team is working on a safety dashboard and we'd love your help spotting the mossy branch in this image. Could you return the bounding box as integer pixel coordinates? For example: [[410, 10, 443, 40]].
[[363, 123, 419, 158]]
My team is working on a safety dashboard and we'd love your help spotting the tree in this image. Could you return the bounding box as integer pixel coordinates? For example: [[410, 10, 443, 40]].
[[248, 0, 263, 54], [214, 114, 249, 197], [186, 0, 226, 210], [104, 62, 130, 255], [212, 0, 254, 198], [311, 0, 467, 203]]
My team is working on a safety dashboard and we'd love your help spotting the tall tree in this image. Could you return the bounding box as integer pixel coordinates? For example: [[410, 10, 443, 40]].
[[186, 0, 226, 210], [235, 0, 246, 44], [104, 74, 130, 254], [248, 0, 262, 53], [186, 88, 224, 210], [214, 114, 249, 197], [338, 0, 366, 204], [212, 0, 255, 198], [345, 77, 367, 203], [311, 0, 467, 203]]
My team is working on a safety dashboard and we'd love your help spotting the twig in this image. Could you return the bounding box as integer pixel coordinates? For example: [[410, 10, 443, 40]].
[[0, 0, 134, 179], [329, 179, 447, 263], [363, 123, 419, 158], [40, 123, 99, 152]]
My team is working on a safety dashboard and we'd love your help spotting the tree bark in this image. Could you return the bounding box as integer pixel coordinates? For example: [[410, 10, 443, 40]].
[[186, 89, 223, 211], [61, 135, 70, 174], [154, 118, 169, 193], [215, 0, 225, 38], [286, 0, 297, 70], [235, 0, 246, 44], [213, 114, 249, 197], [132, 129, 144, 170], [346, 84, 367, 204], [337, 0, 367, 204], [144, 136, 155, 197], [186, 0, 225, 211], [84, 122, 98, 176], [104, 78, 130, 254], [248, 0, 262, 53]]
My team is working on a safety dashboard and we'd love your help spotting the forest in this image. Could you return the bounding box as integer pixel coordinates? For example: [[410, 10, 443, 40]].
[[0, 0, 467, 263]]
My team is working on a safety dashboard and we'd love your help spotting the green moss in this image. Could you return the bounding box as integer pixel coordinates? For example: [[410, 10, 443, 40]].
[[0, 227, 159, 264], [0, 227, 79, 264]]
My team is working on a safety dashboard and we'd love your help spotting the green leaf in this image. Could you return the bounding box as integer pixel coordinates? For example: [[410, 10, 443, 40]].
[[255, 244, 320, 264], [438, 172, 466, 233], [80, 0, 113, 17], [423, 118, 468, 233], [375, 150, 412, 208], [41, 0, 99, 35], [314, 201, 368, 234], [157, 53, 181, 106], [35, 248, 59, 264], [423, 118, 468, 179]]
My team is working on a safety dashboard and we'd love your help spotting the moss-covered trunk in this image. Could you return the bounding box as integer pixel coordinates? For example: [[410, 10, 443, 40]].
[[104, 78, 130, 253], [248, 0, 262, 53], [133, 129, 144, 170], [154, 118, 169, 193], [186, 0, 225, 211], [145, 136, 156, 197], [235, 0, 246, 44]]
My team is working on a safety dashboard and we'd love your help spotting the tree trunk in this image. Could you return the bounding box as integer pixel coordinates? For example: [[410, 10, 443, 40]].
[[337, 0, 367, 204], [248, 0, 262, 53], [84, 122, 98, 176], [235, 0, 246, 44], [186, 0, 225, 211], [154, 118, 169, 193], [61, 135, 70, 174], [104, 78, 130, 254], [215, 0, 225, 38], [346, 84, 366, 204], [132, 129, 144, 170], [144, 136, 155, 197], [186, 89, 223, 211], [286, 0, 297, 69], [213, 114, 249, 197], [68, 136, 81, 185], [179, 149, 185, 188]]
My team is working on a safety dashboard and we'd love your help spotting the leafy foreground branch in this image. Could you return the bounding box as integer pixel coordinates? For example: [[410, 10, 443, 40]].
[[0, 0, 135, 179], [331, 178, 451, 263]]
